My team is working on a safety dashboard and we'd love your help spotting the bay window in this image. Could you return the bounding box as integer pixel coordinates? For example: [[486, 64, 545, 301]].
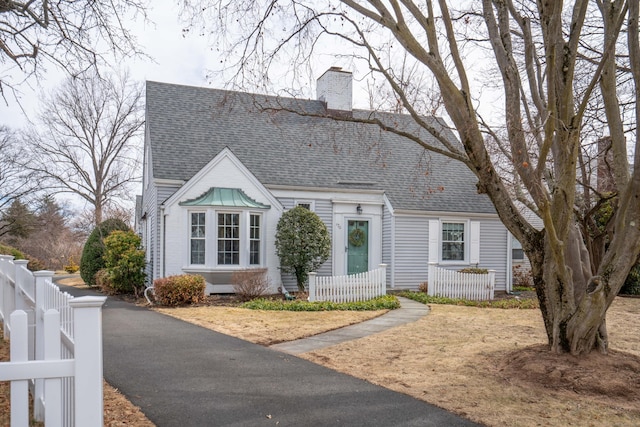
[[187, 210, 262, 267]]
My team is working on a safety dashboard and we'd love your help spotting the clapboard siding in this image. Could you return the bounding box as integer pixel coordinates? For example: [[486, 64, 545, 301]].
[[382, 204, 393, 287], [277, 197, 333, 291], [142, 181, 158, 282], [393, 216, 430, 289], [478, 218, 508, 291]]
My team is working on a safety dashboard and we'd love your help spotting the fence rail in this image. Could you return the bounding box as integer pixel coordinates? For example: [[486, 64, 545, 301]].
[[0, 255, 106, 427], [428, 262, 495, 300], [308, 264, 387, 303]]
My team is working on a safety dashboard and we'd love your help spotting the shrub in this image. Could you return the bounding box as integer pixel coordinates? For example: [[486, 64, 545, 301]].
[[79, 218, 130, 287], [399, 291, 539, 309], [242, 295, 400, 311], [103, 230, 146, 296], [232, 269, 271, 301], [418, 281, 429, 293], [620, 261, 640, 295], [64, 257, 80, 273], [0, 243, 45, 271], [275, 206, 331, 291], [154, 274, 205, 306], [459, 267, 488, 274], [95, 269, 116, 294], [0, 243, 25, 259], [26, 256, 46, 272], [512, 265, 534, 289]]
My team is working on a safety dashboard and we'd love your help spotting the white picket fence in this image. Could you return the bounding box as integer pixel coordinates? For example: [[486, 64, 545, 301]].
[[0, 255, 106, 427], [428, 262, 496, 300], [308, 264, 387, 303]]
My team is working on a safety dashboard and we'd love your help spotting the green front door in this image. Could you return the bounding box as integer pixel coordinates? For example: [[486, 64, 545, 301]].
[[347, 220, 369, 274]]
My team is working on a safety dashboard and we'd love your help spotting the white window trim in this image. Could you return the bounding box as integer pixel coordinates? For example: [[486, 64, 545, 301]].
[[439, 219, 470, 265], [188, 210, 207, 266], [186, 208, 265, 268]]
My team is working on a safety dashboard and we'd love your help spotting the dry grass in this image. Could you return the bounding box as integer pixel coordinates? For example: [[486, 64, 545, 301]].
[[299, 298, 640, 427], [6, 275, 639, 426], [155, 296, 640, 426], [154, 306, 387, 345]]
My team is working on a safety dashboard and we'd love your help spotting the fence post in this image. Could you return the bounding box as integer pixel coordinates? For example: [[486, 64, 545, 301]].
[[1, 255, 16, 339], [33, 270, 55, 422], [308, 272, 317, 302], [488, 270, 496, 300], [428, 262, 437, 296], [378, 264, 387, 295], [10, 310, 29, 427], [70, 296, 107, 427], [13, 260, 30, 313]]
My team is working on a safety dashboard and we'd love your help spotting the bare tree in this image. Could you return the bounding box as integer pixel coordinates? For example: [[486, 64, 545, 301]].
[[23, 72, 144, 226], [0, 0, 147, 102], [0, 126, 39, 235], [181, 0, 640, 355]]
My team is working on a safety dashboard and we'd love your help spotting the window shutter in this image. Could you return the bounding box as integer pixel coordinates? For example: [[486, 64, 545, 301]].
[[470, 221, 480, 265], [429, 220, 439, 263]]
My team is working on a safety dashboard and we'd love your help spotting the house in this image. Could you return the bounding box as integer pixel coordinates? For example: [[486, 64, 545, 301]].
[[139, 68, 514, 294]]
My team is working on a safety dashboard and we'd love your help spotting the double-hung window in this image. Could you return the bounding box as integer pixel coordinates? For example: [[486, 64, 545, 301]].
[[217, 213, 240, 265], [190, 212, 206, 265], [442, 222, 465, 261], [249, 214, 261, 265]]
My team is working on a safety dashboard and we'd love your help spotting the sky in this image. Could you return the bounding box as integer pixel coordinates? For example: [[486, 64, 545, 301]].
[[0, 0, 367, 129], [0, 1, 365, 215]]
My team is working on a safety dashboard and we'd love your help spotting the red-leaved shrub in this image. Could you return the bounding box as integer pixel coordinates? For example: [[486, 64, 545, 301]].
[[154, 274, 205, 306]]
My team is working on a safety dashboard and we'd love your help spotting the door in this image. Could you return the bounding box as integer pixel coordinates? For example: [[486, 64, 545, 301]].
[[347, 220, 369, 274]]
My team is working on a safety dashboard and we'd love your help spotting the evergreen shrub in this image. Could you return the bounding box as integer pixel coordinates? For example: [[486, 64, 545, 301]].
[[103, 230, 146, 295], [79, 218, 129, 287]]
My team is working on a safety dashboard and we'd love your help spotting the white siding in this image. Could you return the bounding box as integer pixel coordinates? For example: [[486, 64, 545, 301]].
[[278, 197, 333, 291], [478, 218, 508, 291], [393, 216, 430, 289], [382, 204, 393, 287]]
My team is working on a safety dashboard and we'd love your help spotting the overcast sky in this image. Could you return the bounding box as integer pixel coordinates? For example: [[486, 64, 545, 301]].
[[0, 1, 366, 130], [0, 1, 362, 212]]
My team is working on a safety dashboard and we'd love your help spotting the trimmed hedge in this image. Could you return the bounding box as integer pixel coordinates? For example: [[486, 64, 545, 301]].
[[154, 274, 206, 306], [241, 295, 400, 311], [399, 291, 539, 309], [79, 218, 130, 287]]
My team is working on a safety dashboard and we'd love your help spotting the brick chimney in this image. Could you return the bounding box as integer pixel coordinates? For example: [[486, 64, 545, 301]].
[[316, 67, 353, 112]]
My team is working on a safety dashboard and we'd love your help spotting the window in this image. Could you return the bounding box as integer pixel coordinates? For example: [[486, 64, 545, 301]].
[[512, 236, 524, 260], [249, 214, 261, 265], [442, 222, 465, 261], [217, 213, 240, 265], [295, 200, 315, 211], [190, 212, 206, 265]]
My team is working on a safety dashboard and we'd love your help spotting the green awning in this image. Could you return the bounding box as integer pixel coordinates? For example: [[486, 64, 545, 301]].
[[179, 188, 270, 208]]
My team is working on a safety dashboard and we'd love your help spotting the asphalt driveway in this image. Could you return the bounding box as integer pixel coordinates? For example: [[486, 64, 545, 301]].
[[61, 283, 482, 426]]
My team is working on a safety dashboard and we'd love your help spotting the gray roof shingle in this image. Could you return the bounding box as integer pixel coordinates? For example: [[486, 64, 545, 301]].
[[146, 81, 496, 214]]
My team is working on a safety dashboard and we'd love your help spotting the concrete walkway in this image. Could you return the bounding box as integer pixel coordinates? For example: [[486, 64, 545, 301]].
[[58, 281, 479, 426], [270, 297, 429, 354]]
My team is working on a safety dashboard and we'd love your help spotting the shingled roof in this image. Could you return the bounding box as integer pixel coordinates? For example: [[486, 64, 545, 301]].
[[146, 81, 496, 214]]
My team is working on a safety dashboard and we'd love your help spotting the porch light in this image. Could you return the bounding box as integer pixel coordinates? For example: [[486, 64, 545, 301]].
[[356, 204, 362, 215]]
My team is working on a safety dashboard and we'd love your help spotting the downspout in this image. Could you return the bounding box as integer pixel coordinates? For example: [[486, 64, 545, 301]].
[[506, 231, 513, 293], [160, 205, 166, 278]]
